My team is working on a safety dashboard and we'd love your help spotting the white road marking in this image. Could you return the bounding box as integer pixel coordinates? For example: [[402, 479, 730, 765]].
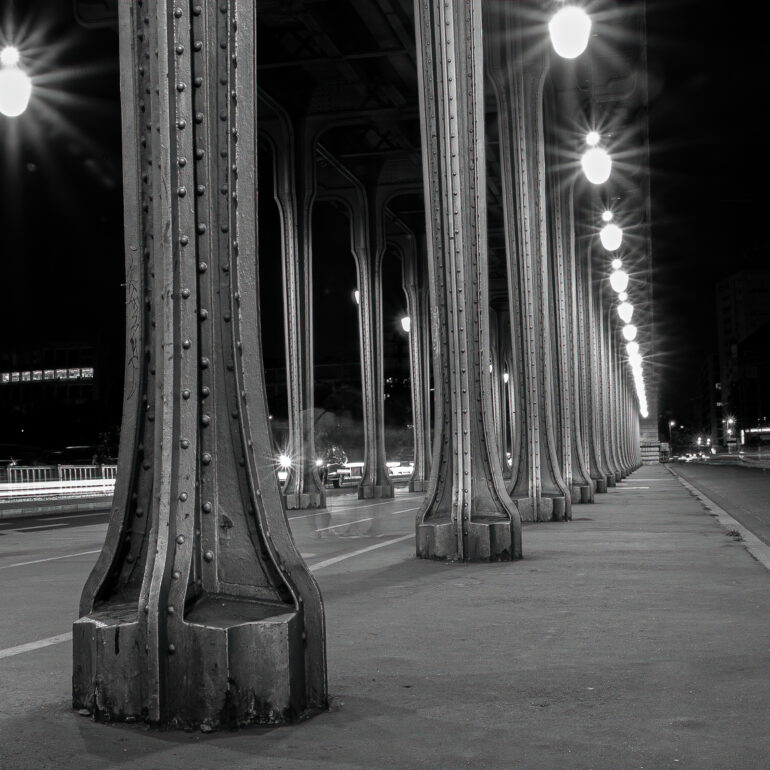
[[0, 550, 101, 570], [614, 486, 650, 490], [12, 523, 70, 531], [46, 512, 109, 521], [315, 516, 374, 531], [0, 531, 414, 660], [309, 533, 413, 572], [0, 633, 73, 660]]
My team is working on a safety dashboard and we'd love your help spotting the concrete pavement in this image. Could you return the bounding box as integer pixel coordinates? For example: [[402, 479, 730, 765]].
[[1, 464, 769, 769]]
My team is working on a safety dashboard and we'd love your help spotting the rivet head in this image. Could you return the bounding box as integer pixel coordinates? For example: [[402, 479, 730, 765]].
[[178, 157, 187, 167], [174, 7, 182, 18], [199, 308, 208, 320], [177, 119, 186, 130], [172, 570, 181, 580], [167, 606, 175, 615], [182, 389, 191, 399], [200, 357, 209, 369], [198, 261, 208, 273], [193, 5, 202, 15], [175, 45, 184, 55], [181, 439, 190, 449], [201, 414, 211, 426], [179, 492, 188, 502], [196, 184, 205, 196], [182, 339, 191, 349], [194, 40, 203, 51], [223, 311, 231, 322], [202, 502, 212, 513], [195, 112, 204, 124], [177, 186, 186, 197], [202, 453, 212, 465], [197, 223, 207, 234], [176, 535, 185, 545], [168, 644, 176, 654], [201, 386, 210, 398], [181, 287, 190, 298], [126, 554, 134, 563], [196, 148, 205, 160], [135, 508, 144, 518], [204, 550, 214, 562], [176, 82, 185, 92]]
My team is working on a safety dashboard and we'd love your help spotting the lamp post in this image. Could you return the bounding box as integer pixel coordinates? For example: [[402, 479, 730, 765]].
[[668, 419, 676, 445], [0, 46, 32, 118]]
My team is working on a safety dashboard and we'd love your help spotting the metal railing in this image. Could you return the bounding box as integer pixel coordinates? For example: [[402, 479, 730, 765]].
[[0, 464, 118, 500]]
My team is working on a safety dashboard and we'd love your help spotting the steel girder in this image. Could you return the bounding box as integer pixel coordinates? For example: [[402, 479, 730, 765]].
[[413, 0, 521, 561], [486, 3, 570, 522], [258, 95, 326, 510], [73, 1, 327, 728]]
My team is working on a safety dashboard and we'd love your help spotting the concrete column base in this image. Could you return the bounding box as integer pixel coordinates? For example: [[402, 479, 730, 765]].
[[284, 492, 326, 510], [408, 479, 428, 493], [74, 598, 308, 729], [416, 518, 513, 562], [547, 495, 568, 521], [607, 474, 617, 487], [358, 484, 395, 500], [576, 484, 594, 504]]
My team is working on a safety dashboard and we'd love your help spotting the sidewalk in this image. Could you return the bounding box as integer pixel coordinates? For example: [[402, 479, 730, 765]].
[[1, 464, 768, 769]]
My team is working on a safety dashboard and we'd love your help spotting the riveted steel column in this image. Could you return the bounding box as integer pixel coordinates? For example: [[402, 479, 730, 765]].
[[597, 284, 620, 485], [260, 99, 325, 510], [73, 1, 327, 729], [402, 242, 429, 493], [420, 280, 434, 481], [413, 0, 521, 561], [486, 4, 570, 521], [489, 308, 503, 461], [354, 188, 395, 500], [586, 252, 612, 490], [548, 163, 594, 503]]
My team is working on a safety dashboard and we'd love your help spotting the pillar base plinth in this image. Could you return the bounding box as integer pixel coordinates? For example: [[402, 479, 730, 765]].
[[74, 597, 314, 729], [408, 479, 428, 493], [547, 494, 568, 521], [284, 491, 326, 510], [358, 483, 394, 500], [607, 474, 617, 487], [416, 518, 513, 562], [593, 477, 608, 494], [576, 484, 594, 504]]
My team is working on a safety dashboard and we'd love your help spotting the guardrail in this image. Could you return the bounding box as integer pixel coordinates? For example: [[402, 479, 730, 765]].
[[0, 465, 118, 500]]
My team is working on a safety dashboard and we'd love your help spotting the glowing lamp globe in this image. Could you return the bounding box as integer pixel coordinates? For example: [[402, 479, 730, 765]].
[[611, 258, 622, 270], [618, 291, 628, 302], [626, 341, 639, 357], [278, 454, 292, 470], [609, 269, 629, 293], [0, 49, 32, 118], [601, 210, 613, 223], [400, 316, 411, 333], [580, 147, 612, 184], [617, 301, 634, 324], [600, 223, 623, 251], [353, 289, 360, 305], [640, 407, 649, 418], [622, 324, 638, 342], [629, 352, 642, 368], [548, 6, 592, 59], [503, 371, 510, 384]]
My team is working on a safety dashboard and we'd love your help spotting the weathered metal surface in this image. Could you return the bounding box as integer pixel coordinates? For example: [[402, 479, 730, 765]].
[[413, 0, 521, 561], [486, 2, 570, 522], [73, 0, 326, 729]]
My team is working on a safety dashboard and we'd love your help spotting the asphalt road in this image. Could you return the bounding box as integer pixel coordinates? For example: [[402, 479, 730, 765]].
[[2, 467, 769, 769], [669, 462, 770, 547]]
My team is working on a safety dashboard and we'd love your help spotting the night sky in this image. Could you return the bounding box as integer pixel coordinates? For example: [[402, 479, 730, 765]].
[[0, 0, 763, 451]]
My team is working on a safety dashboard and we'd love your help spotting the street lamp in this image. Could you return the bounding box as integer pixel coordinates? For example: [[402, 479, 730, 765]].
[[353, 289, 360, 305], [609, 268, 629, 293], [581, 146, 612, 184], [622, 324, 637, 341], [668, 419, 676, 444], [617, 301, 633, 324], [601, 210, 613, 223], [600, 223, 623, 251], [548, 5, 592, 59], [400, 316, 411, 334], [0, 46, 32, 118]]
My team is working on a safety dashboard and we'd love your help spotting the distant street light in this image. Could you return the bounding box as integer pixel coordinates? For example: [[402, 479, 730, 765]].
[[609, 268, 629, 293], [668, 419, 676, 444], [0, 46, 32, 118], [400, 316, 411, 333], [626, 341, 639, 357], [601, 210, 614, 223], [353, 290, 360, 305], [617, 301, 634, 324], [622, 324, 637, 342], [503, 371, 509, 384], [581, 145, 612, 184], [548, 5, 592, 59], [600, 223, 623, 251]]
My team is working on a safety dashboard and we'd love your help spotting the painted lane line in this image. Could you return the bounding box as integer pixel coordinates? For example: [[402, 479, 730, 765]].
[[313, 506, 421, 532], [13, 523, 70, 531], [0, 633, 73, 660], [46, 512, 110, 521], [287, 497, 415, 520], [289, 503, 422, 522], [310, 533, 413, 572], [667, 467, 770, 572], [614, 486, 650, 490], [0, 549, 101, 570], [0, 533, 414, 660]]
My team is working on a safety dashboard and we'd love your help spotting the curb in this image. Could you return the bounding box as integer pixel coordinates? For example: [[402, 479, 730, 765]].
[[667, 466, 770, 573]]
